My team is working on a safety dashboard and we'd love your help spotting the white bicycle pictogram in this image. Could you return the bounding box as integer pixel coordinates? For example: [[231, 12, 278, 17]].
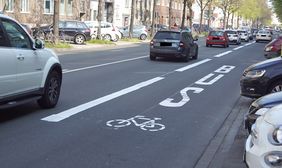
[[106, 115, 165, 132]]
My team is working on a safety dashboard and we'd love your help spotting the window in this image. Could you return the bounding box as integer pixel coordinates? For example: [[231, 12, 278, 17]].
[[65, 21, 77, 29], [67, 0, 72, 16], [20, 0, 29, 12], [60, 0, 65, 15], [0, 26, 8, 47], [44, 0, 54, 14], [2, 19, 31, 49], [5, 0, 14, 12], [125, 0, 129, 8]]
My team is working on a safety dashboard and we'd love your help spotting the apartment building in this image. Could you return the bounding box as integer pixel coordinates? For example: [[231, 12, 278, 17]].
[[0, 0, 91, 27]]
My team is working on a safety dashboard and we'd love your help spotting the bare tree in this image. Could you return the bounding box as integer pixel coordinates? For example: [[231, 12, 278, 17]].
[[53, 0, 60, 44], [169, 0, 173, 30], [187, 0, 194, 28], [181, 0, 188, 29], [97, 0, 104, 39], [196, 0, 211, 33], [150, 0, 157, 37], [129, 0, 136, 38]]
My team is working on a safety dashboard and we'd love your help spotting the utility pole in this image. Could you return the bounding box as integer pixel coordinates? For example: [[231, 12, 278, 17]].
[[97, 0, 104, 39], [129, 0, 136, 38], [53, 0, 59, 44]]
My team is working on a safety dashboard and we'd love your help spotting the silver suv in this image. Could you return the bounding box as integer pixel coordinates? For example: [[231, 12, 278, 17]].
[[0, 14, 62, 108]]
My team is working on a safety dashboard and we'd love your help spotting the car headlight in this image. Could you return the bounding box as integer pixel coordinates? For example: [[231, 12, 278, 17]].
[[273, 126, 282, 144], [265, 152, 282, 167], [265, 46, 273, 52], [245, 70, 266, 78]]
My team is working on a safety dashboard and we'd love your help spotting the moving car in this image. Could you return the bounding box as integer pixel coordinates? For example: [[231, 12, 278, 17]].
[[119, 25, 148, 40], [33, 20, 91, 44], [225, 30, 241, 45], [244, 91, 282, 133], [238, 30, 250, 42], [264, 36, 282, 59], [84, 21, 121, 42], [240, 57, 282, 98], [150, 30, 198, 62], [245, 104, 282, 167], [256, 30, 272, 42], [0, 14, 62, 109], [206, 30, 229, 48]]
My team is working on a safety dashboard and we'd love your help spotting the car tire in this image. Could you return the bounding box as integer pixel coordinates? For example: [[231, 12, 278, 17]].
[[140, 34, 147, 40], [38, 70, 62, 109], [268, 81, 282, 94], [112, 34, 119, 42], [206, 44, 209, 47], [103, 34, 111, 41], [74, 34, 85, 44], [192, 48, 198, 60], [150, 55, 156, 61]]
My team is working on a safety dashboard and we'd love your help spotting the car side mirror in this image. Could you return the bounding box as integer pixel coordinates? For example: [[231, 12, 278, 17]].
[[33, 38, 45, 49]]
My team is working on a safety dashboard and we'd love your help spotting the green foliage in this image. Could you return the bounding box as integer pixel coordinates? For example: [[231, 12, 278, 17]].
[[45, 42, 72, 48], [120, 38, 143, 42], [273, 0, 282, 22]]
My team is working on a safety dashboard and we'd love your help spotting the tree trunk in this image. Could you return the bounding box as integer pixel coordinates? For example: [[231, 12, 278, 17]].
[[231, 12, 234, 28], [53, 0, 59, 44], [129, 0, 136, 38], [226, 12, 230, 29], [169, 0, 173, 30], [237, 14, 240, 29], [223, 11, 226, 29], [188, 1, 193, 28], [150, 0, 157, 37], [199, 9, 204, 33], [181, 0, 187, 29], [97, 0, 104, 39]]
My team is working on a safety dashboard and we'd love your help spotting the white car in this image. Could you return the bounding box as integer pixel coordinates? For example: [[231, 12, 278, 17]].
[[245, 104, 282, 167], [238, 30, 250, 42], [225, 30, 241, 45], [256, 30, 272, 42], [0, 14, 62, 109], [84, 21, 122, 42]]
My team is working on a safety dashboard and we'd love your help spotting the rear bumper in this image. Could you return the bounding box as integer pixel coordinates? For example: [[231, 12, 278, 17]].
[[150, 48, 185, 58], [206, 40, 227, 45]]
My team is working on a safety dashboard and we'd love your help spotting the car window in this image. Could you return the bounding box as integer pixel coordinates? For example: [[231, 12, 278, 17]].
[[65, 21, 77, 29], [85, 22, 93, 28], [59, 21, 65, 28], [2, 19, 31, 49], [154, 32, 180, 40], [210, 31, 224, 36], [77, 22, 87, 29], [226, 31, 236, 34], [0, 25, 9, 47]]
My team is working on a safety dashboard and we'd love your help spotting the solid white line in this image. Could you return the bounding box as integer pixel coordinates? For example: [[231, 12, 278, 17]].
[[41, 77, 164, 122], [63, 55, 148, 74], [214, 51, 232, 58], [244, 42, 253, 46], [175, 59, 212, 72], [233, 46, 244, 51]]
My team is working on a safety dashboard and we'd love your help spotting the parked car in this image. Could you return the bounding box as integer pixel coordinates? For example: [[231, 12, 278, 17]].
[[84, 21, 121, 42], [33, 20, 91, 44], [206, 30, 229, 48], [119, 25, 148, 40], [256, 29, 272, 42], [0, 14, 62, 109], [264, 36, 282, 59], [238, 30, 250, 42], [148, 24, 168, 32], [240, 57, 282, 98], [245, 104, 282, 167], [21, 23, 32, 35], [244, 91, 282, 133], [150, 30, 198, 62], [225, 30, 241, 45]]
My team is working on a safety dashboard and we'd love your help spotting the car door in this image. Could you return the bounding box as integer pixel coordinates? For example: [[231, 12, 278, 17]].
[[0, 20, 17, 98], [2, 18, 44, 94], [64, 21, 78, 41], [187, 33, 196, 56]]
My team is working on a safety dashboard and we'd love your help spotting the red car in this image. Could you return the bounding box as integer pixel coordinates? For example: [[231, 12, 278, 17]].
[[206, 30, 229, 48], [264, 36, 282, 59]]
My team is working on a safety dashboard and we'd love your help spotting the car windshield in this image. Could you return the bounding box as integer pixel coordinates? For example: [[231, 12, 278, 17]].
[[258, 30, 270, 34], [210, 31, 224, 36], [226, 31, 237, 34], [154, 32, 180, 40]]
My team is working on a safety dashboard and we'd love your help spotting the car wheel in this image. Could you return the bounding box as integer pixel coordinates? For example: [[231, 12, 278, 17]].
[[206, 44, 209, 47], [268, 81, 282, 94], [38, 70, 62, 109], [103, 34, 111, 41], [150, 55, 156, 61], [112, 34, 119, 42], [74, 34, 85, 44], [140, 34, 147, 40], [192, 48, 198, 60]]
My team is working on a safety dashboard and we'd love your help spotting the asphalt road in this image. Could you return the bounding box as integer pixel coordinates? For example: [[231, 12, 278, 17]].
[[0, 39, 269, 168]]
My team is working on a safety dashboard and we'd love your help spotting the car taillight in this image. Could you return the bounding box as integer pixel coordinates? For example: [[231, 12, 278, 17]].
[[206, 37, 210, 40], [179, 42, 184, 47], [85, 29, 90, 33]]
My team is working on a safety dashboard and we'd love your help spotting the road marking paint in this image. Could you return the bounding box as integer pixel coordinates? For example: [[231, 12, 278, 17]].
[[233, 46, 244, 51], [195, 73, 224, 85], [63, 55, 148, 74], [41, 77, 164, 122], [244, 43, 253, 46], [175, 59, 212, 72], [214, 51, 232, 58]]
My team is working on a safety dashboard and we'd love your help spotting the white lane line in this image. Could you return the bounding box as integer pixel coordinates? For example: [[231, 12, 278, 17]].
[[214, 51, 232, 58], [63, 55, 148, 74], [41, 77, 164, 122], [244, 43, 253, 46], [233, 46, 244, 51], [175, 59, 212, 72]]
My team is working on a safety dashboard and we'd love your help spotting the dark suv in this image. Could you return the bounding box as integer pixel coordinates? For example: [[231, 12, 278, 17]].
[[240, 57, 282, 98], [150, 30, 198, 62], [33, 20, 91, 44]]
